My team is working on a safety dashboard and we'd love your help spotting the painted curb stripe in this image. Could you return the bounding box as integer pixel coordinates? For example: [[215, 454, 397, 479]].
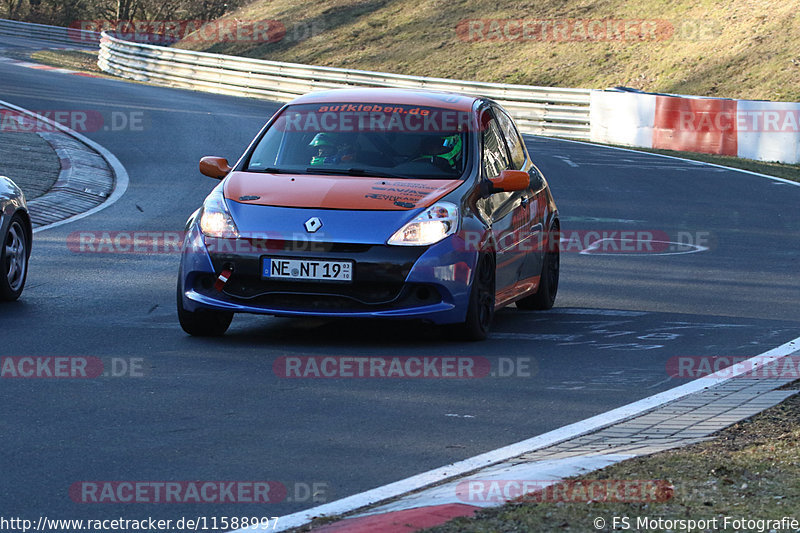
[[0, 98, 129, 233], [314, 503, 480, 533], [1, 56, 102, 78]]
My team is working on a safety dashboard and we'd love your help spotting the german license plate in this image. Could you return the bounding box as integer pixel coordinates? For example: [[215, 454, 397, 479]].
[[262, 257, 353, 282]]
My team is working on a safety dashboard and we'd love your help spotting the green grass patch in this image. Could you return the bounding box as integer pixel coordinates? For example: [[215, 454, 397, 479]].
[[29, 49, 103, 75]]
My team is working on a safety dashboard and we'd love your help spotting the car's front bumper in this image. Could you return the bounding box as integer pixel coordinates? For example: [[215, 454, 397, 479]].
[[178, 219, 478, 325]]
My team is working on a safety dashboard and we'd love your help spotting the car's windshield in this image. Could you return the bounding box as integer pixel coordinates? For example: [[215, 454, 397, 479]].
[[245, 102, 472, 179]]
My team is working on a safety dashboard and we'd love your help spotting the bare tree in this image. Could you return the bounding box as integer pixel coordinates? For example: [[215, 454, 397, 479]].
[[191, 0, 239, 21], [8, 0, 242, 29], [3, 0, 21, 19]]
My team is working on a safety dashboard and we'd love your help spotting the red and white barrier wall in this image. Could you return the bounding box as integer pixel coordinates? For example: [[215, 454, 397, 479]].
[[590, 90, 800, 164]]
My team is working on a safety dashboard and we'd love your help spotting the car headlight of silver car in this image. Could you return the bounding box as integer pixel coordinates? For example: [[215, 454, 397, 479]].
[[388, 202, 459, 246]]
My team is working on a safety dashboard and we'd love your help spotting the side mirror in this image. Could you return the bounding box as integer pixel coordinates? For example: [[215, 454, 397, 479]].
[[530, 169, 546, 191], [199, 156, 231, 179], [484, 169, 529, 195]]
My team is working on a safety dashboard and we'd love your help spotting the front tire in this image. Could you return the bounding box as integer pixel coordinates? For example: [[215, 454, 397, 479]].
[[448, 254, 495, 341], [177, 278, 233, 336], [1, 214, 29, 301]]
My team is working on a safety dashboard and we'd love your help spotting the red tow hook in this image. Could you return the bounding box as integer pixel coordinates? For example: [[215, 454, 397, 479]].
[[214, 267, 233, 292]]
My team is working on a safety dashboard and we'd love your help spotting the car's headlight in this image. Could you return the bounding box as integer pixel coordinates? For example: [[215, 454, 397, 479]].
[[199, 186, 239, 238], [388, 202, 459, 246]]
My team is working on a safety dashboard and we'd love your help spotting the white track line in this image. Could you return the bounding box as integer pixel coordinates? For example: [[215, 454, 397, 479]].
[[259, 335, 800, 532], [578, 238, 709, 256], [531, 135, 800, 188], [0, 98, 129, 233]]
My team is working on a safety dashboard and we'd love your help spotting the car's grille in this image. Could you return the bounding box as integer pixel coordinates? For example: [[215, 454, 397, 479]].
[[223, 278, 404, 304], [193, 274, 442, 311]]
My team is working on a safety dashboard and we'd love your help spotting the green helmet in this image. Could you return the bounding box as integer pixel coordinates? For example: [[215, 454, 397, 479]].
[[309, 132, 338, 148], [439, 134, 462, 166]]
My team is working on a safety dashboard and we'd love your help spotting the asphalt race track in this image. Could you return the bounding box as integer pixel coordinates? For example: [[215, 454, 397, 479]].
[[2, 35, 799, 525]]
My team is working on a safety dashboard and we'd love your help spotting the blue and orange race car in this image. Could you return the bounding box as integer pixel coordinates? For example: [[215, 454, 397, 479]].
[[177, 88, 559, 340]]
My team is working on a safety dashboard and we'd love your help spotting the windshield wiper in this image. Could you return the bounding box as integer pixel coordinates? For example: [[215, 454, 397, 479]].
[[247, 167, 293, 174], [304, 167, 410, 179]]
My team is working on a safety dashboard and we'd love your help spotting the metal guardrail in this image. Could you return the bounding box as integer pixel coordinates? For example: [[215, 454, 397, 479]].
[[96, 32, 591, 139], [0, 18, 100, 46]]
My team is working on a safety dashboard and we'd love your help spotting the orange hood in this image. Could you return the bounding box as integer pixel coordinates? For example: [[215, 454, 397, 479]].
[[223, 171, 463, 210]]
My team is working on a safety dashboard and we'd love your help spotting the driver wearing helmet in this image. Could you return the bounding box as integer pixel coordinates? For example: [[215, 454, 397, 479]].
[[309, 132, 355, 166], [417, 133, 463, 170], [438, 134, 463, 167]]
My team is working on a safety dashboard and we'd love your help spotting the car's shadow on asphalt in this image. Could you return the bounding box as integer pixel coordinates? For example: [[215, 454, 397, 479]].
[[188, 306, 559, 348], [220, 315, 459, 346], [177, 305, 800, 357]]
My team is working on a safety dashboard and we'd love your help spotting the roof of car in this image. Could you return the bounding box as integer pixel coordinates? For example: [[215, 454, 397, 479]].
[[289, 88, 479, 112]]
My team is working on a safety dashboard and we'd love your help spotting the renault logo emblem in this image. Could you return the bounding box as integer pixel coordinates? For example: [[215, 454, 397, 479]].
[[304, 217, 322, 233]]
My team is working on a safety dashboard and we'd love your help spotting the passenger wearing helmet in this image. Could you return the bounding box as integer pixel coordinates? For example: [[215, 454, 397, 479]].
[[309, 133, 355, 166]]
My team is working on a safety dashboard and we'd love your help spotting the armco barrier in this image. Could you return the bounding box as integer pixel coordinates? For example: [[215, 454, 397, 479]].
[[0, 18, 99, 46], [94, 32, 591, 139]]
